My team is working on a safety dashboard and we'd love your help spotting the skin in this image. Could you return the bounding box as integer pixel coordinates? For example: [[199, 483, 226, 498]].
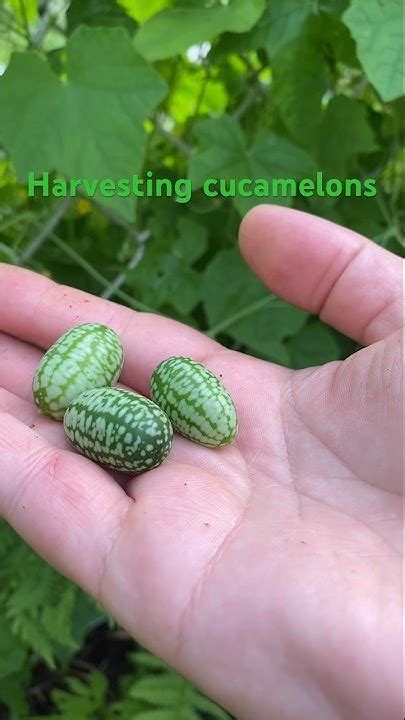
[[0, 205, 402, 720]]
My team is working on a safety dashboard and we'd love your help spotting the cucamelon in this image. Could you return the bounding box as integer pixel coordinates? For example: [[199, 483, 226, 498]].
[[150, 356, 237, 447], [32, 323, 123, 419], [64, 387, 173, 472]]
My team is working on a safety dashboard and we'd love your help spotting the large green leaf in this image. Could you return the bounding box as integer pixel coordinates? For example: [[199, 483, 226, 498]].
[[272, 19, 328, 148], [0, 26, 167, 220], [134, 0, 266, 60], [343, 0, 403, 101], [175, 217, 208, 264], [189, 115, 316, 213], [67, 0, 137, 33], [246, 0, 313, 58], [203, 249, 308, 364], [189, 115, 247, 189], [127, 218, 207, 314], [211, 0, 347, 60], [287, 319, 341, 369], [319, 95, 377, 176]]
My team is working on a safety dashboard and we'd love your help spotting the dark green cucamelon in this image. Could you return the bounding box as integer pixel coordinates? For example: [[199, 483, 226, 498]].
[[150, 356, 237, 447], [63, 387, 173, 473], [32, 323, 123, 419]]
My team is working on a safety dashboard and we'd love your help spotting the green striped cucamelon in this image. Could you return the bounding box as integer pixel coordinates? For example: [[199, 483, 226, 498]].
[[64, 387, 173, 472], [33, 323, 123, 419], [150, 356, 237, 447]]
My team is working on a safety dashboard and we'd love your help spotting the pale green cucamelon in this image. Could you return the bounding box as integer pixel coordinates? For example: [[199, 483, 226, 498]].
[[150, 356, 237, 447], [33, 323, 123, 419], [64, 387, 173, 473]]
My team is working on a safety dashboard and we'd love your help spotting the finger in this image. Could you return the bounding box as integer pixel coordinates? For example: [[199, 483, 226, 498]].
[[239, 205, 403, 345], [0, 411, 133, 595], [0, 376, 249, 491], [0, 387, 69, 448], [0, 332, 263, 488], [0, 331, 149, 402], [0, 264, 219, 395], [286, 330, 403, 496], [0, 332, 42, 400]]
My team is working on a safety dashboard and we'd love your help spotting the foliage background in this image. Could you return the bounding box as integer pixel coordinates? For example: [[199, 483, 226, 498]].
[[0, 0, 403, 717]]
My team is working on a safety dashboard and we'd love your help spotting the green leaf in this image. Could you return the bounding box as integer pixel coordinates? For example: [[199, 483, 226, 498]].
[[127, 254, 201, 316], [0, 670, 30, 718], [242, 132, 317, 213], [193, 693, 230, 719], [272, 19, 328, 148], [318, 0, 350, 11], [130, 673, 192, 706], [174, 217, 208, 263], [42, 584, 78, 650], [190, 115, 247, 189], [336, 194, 386, 240], [52, 671, 107, 719], [287, 319, 341, 368], [66, 671, 107, 698], [0, 527, 81, 666], [343, 0, 403, 102], [166, 262, 202, 315], [203, 249, 267, 326], [67, 0, 137, 33], [0, 620, 26, 678], [189, 115, 316, 213], [134, 0, 266, 61], [246, 0, 313, 58], [130, 711, 196, 720], [168, 65, 228, 124], [203, 249, 307, 364], [319, 96, 377, 176], [6, 0, 37, 22], [70, 591, 103, 648], [118, 0, 170, 24], [317, 11, 357, 66], [128, 664, 229, 720], [229, 300, 308, 365], [127, 217, 206, 313], [130, 649, 171, 672], [0, 26, 167, 221]]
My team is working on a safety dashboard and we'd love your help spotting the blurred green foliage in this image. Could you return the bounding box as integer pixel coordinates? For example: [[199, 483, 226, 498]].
[[0, 0, 403, 717]]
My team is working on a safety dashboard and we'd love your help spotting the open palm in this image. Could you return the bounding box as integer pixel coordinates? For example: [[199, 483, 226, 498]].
[[0, 206, 402, 720]]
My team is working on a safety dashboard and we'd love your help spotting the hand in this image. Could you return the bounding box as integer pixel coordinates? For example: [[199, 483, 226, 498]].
[[0, 206, 402, 720]]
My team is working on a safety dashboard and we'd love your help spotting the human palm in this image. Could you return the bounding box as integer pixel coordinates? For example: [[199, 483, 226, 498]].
[[0, 206, 402, 720]]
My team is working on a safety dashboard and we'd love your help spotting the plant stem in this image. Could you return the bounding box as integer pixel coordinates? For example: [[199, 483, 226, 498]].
[[0, 211, 40, 234], [18, 0, 32, 47], [0, 241, 19, 263], [207, 295, 276, 338], [31, 0, 69, 47], [155, 115, 192, 156], [49, 233, 157, 314], [233, 82, 260, 120], [101, 230, 150, 299], [19, 197, 72, 263]]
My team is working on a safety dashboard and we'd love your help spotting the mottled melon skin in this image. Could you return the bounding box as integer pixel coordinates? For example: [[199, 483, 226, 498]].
[[150, 356, 237, 447], [64, 387, 173, 473], [32, 323, 124, 420]]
